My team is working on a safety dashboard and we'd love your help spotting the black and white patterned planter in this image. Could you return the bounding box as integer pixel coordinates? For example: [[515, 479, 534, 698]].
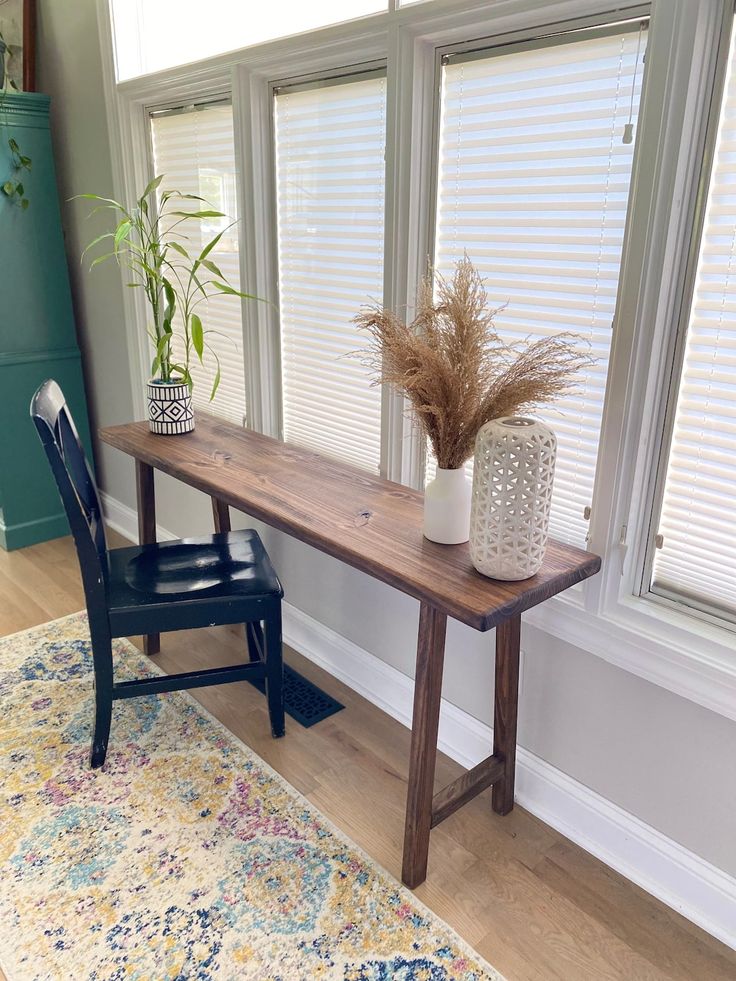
[[146, 379, 194, 435]]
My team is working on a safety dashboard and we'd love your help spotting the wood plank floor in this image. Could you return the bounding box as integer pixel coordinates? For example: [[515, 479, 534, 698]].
[[1, 535, 735, 980]]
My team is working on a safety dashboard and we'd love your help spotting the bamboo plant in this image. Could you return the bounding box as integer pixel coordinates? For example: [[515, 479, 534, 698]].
[[79, 174, 257, 399]]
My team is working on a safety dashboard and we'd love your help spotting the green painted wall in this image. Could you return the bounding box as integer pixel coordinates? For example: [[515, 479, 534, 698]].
[[0, 92, 92, 549]]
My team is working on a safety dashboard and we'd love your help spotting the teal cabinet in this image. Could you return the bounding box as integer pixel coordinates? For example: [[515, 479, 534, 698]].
[[0, 92, 92, 550]]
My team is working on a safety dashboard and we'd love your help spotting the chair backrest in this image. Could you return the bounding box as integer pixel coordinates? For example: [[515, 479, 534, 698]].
[[30, 380, 107, 610]]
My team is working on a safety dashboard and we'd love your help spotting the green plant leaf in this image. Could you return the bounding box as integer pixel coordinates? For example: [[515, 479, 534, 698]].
[[140, 174, 164, 204], [89, 251, 116, 270], [162, 190, 207, 204], [167, 241, 189, 258], [210, 363, 221, 401], [169, 210, 225, 219], [114, 220, 132, 252], [81, 231, 114, 259], [21, 198, 29, 210], [74, 193, 126, 210], [151, 355, 160, 377], [155, 333, 170, 358], [196, 230, 225, 263], [212, 281, 245, 297], [191, 314, 204, 363], [200, 258, 224, 278], [8, 138, 19, 153], [2, 180, 14, 196], [162, 277, 176, 324]]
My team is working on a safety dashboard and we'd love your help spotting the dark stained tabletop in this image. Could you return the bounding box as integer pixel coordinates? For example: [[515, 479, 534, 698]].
[[100, 414, 601, 631]]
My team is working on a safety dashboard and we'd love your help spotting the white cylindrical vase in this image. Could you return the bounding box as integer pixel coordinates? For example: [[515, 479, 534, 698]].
[[469, 417, 557, 580], [146, 379, 194, 435], [423, 466, 472, 545]]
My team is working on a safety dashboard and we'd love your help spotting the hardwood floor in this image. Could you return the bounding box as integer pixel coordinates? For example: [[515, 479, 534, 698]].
[[2, 534, 735, 980]]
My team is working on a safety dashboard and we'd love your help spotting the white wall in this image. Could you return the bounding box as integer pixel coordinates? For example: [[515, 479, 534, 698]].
[[38, 0, 736, 888], [37, 0, 136, 509]]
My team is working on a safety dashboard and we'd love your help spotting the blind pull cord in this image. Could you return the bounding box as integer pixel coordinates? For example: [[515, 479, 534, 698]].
[[623, 22, 646, 144]]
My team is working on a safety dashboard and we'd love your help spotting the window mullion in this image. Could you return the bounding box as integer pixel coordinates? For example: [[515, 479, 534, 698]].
[[233, 65, 282, 437], [384, 25, 438, 487]]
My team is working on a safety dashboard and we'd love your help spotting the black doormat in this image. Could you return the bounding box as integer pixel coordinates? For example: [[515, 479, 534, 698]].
[[248, 664, 345, 728]]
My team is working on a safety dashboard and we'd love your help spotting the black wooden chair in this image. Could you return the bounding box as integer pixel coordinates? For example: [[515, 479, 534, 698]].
[[31, 379, 285, 769]]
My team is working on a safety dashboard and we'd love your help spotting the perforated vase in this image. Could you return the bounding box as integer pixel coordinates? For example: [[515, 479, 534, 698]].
[[469, 417, 557, 581], [146, 379, 194, 435]]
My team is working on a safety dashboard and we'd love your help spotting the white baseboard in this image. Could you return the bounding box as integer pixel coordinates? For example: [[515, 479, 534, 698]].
[[101, 492, 736, 951]]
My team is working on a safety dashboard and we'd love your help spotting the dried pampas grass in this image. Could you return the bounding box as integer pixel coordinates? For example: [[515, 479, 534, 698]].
[[354, 255, 593, 470]]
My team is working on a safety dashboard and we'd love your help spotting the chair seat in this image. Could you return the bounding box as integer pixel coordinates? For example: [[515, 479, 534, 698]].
[[106, 529, 283, 637]]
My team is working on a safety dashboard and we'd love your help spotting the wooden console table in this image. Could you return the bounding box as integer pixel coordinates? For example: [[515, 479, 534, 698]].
[[100, 415, 601, 887]]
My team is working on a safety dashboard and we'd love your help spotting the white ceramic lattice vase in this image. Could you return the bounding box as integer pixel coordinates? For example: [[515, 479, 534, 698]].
[[469, 417, 557, 581]]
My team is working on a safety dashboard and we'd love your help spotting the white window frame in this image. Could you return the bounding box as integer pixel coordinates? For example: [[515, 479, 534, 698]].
[[637, 2, 736, 629], [97, 0, 736, 722]]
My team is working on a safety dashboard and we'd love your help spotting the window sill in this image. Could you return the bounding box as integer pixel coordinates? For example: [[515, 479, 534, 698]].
[[524, 584, 736, 722]]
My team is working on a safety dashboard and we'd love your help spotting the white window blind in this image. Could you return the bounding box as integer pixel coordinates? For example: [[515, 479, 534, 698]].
[[150, 103, 246, 425], [274, 72, 386, 471], [433, 24, 646, 545], [650, 21, 736, 622]]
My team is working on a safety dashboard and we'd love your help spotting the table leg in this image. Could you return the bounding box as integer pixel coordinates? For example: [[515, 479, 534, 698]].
[[492, 614, 521, 815], [135, 460, 160, 656], [211, 497, 231, 533], [402, 603, 447, 888], [210, 497, 261, 660]]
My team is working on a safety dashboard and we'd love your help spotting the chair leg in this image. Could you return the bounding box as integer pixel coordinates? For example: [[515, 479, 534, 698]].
[[264, 610, 285, 738], [245, 620, 265, 663], [89, 629, 114, 769]]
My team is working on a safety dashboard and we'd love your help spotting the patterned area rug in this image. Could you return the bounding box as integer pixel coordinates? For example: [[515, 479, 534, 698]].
[[0, 613, 503, 980]]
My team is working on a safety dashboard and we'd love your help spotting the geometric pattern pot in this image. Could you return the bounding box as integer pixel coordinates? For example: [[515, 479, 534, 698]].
[[146, 379, 194, 435], [469, 416, 557, 581]]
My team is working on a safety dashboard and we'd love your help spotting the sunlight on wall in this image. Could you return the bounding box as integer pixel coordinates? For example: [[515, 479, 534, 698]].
[[110, 0, 387, 80]]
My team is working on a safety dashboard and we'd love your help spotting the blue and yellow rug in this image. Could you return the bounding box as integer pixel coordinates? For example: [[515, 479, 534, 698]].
[[0, 613, 502, 980]]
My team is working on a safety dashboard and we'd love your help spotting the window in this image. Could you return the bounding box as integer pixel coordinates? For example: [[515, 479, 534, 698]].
[[111, 0, 388, 81], [150, 102, 246, 425], [273, 71, 387, 472], [432, 23, 646, 546], [647, 19, 736, 625]]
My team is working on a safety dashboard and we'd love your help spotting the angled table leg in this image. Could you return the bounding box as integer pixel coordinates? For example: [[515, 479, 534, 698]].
[[210, 497, 262, 662], [211, 497, 231, 533], [492, 613, 521, 815], [135, 460, 160, 656], [402, 603, 447, 888]]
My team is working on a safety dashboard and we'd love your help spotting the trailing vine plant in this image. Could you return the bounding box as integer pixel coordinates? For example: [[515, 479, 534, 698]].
[[0, 29, 31, 209]]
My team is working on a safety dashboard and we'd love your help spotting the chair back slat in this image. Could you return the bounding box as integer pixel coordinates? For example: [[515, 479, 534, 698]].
[[31, 380, 107, 606]]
